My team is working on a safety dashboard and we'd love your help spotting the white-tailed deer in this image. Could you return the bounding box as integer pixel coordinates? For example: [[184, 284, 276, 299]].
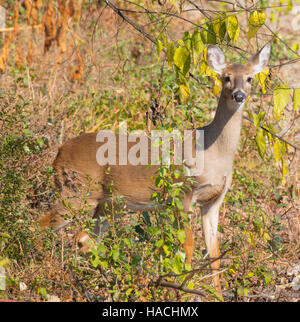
[[40, 44, 271, 296]]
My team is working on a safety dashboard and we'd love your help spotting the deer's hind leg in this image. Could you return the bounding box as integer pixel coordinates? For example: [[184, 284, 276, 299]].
[[39, 167, 103, 251]]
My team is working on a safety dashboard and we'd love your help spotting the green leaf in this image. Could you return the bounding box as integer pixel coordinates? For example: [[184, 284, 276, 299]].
[[112, 245, 120, 262], [177, 229, 186, 244], [183, 54, 191, 76], [226, 15, 240, 44], [213, 16, 226, 39], [39, 287, 47, 300], [155, 239, 164, 248], [255, 128, 266, 159], [200, 26, 208, 44], [174, 197, 183, 210], [273, 84, 291, 120], [252, 111, 265, 128], [123, 237, 132, 249], [207, 23, 217, 44], [172, 253, 184, 274], [201, 23, 216, 44], [91, 255, 100, 268], [183, 31, 192, 51], [247, 10, 266, 39], [36, 138, 44, 148], [293, 88, 300, 111], [155, 176, 163, 187], [100, 261, 108, 269]]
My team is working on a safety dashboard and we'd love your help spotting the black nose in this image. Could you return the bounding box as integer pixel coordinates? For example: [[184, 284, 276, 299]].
[[233, 91, 246, 103]]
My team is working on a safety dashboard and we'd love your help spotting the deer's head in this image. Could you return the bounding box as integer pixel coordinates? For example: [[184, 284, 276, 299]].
[[206, 44, 271, 108]]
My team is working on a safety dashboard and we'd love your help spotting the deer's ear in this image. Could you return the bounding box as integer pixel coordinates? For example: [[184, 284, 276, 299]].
[[206, 45, 227, 74], [251, 44, 271, 74]]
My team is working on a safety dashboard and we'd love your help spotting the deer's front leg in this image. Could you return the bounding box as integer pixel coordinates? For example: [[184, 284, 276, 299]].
[[201, 198, 223, 295], [198, 175, 229, 296], [200, 175, 230, 295]]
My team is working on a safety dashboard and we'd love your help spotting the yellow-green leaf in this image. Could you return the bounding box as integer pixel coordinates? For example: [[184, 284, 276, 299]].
[[273, 138, 287, 163], [247, 10, 266, 39], [212, 77, 222, 96], [252, 111, 265, 128], [273, 139, 282, 163], [168, 0, 180, 12], [156, 39, 163, 62], [182, 54, 191, 76], [177, 229, 186, 244], [167, 42, 175, 67], [192, 30, 204, 54], [263, 232, 271, 242], [226, 15, 240, 44], [0, 257, 10, 267], [282, 158, 289, 176], [207, 23, 217, 44], [199, 60, 208, 75], [293, 88, 300, 111], [256, 68, 269, 94], [163, 244, 170, 255], [201, 23, 216, 44], [179, 84, 190, 103], [155, 239, 164, 248], [213, 16, 226, 39], [255, 128, 266, 159], [273, 84, 291, 120], [160, 33, 167, 48], [183, 31, 192, 51], [174, 47, 190, 73]]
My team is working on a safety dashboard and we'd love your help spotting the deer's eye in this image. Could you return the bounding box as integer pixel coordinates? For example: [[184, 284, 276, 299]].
[[225, 76, 231, 82], [247, 77, 252, 83]]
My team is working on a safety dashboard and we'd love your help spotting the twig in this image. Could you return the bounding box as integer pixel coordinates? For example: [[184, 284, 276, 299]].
[[186, 0, 211, 19], [156, 279, 206, 297], [198, 267, 228, 282], [243, 116, 300, 151], [104, 0, 156, 44]]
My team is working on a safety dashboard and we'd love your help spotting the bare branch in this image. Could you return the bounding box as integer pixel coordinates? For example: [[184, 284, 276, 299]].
[[156, 279, 206, 297]]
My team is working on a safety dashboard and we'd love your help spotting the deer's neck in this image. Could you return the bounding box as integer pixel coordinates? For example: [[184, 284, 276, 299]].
[[206, 92, 244, 157]]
